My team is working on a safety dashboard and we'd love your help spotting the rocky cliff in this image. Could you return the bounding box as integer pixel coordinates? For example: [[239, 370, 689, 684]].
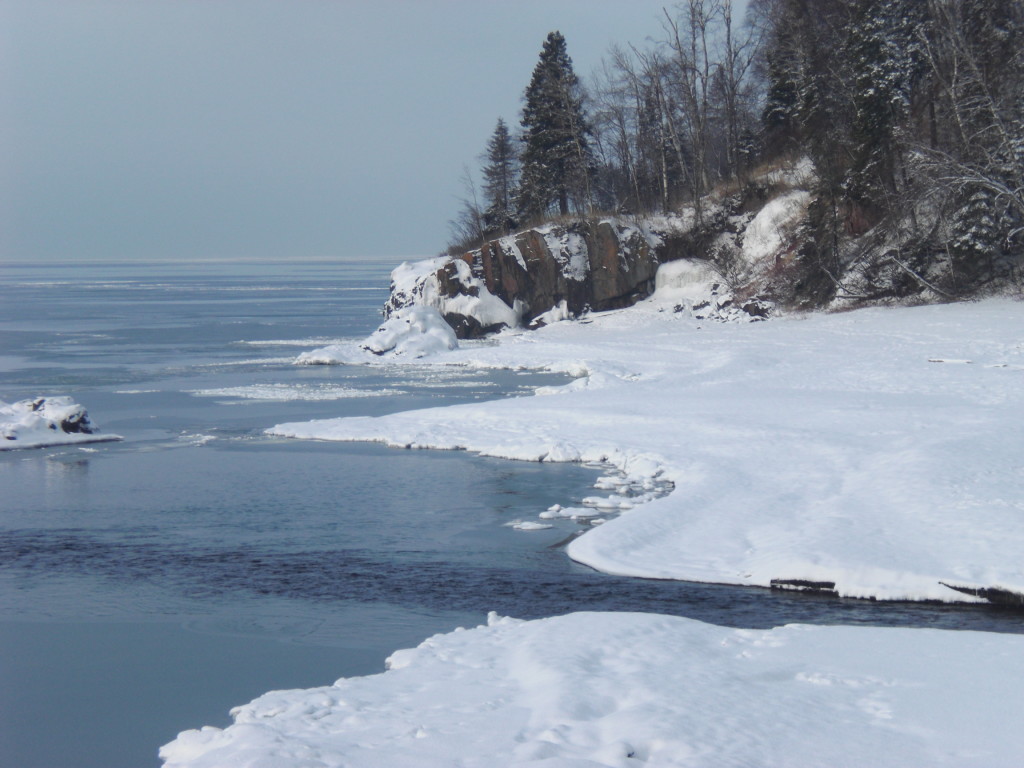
[[386, 204, 788, 338], [386, 217, 705, 338]]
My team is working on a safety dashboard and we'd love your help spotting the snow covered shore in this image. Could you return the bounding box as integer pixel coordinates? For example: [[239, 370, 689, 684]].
[[0, 396, 120, 450], [159, 291, 1024, 767], [162, 611, 1024, 767], [271, 293, 1024, 605]]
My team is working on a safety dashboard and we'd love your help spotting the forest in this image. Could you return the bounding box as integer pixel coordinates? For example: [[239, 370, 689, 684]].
[[449, 0, 1024, 304]]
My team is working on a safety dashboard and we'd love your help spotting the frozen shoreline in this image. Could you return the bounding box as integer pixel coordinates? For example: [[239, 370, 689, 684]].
[[270, 295, 1024, 605], [163, 611, 1024, 767], [161, 291, 1024, 766]]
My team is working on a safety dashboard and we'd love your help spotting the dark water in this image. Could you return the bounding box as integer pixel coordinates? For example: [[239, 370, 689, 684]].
[[2, 260, 1023, 768]]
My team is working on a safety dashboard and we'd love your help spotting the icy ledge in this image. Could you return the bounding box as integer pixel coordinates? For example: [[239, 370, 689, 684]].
[[270, 295, 1024, 605], [0, 396, 121, 450], [162, 611, 1024, 768]]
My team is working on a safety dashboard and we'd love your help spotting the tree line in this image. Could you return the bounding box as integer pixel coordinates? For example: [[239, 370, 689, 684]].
[[450, 0, 1022, 295]]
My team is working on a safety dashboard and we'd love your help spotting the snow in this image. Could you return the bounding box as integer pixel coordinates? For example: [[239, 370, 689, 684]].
[[530, 299, 572, 327], [0, 396, 120, 450], [387, 257, 520, 331], [652, 259, 721, 301], [160, 296, 1024, 767], [271, 297, 1024, 604], [537, 225, 590, 281], [498, 234, 529, 272], [162, 611, 1024, 768], [741, 188, 809, 266], [360, 305, 458, 358]]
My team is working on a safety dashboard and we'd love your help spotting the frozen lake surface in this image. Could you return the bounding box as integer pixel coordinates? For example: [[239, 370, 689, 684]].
[[2, 260, 1022, 768]]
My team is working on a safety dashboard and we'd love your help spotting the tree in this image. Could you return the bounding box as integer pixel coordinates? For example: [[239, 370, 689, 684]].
[[844, 0, 927, 208], [447, 165, 485, 253], [480, 118, 519, 236], [518, 31, 594, 220]]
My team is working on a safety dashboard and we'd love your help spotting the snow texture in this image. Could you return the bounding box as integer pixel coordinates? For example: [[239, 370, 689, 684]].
[[741, 189, 810, 266], [0, 396, 120, 450], [360, 305, 458, 358], [162, 611, 1024, 767], [537, 225, 590, 281], [386, 257, 520, 331], [271, 296, 1024, 604]]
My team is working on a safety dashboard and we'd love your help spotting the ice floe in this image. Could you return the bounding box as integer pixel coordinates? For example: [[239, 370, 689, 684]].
[[0, 396, 120, 450]]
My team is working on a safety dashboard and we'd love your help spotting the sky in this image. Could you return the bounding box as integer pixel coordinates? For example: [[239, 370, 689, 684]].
[[0, 0, 686, 263]]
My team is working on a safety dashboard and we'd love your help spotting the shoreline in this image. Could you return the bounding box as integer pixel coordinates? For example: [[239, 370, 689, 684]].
[[270, 296, 1024, 607]]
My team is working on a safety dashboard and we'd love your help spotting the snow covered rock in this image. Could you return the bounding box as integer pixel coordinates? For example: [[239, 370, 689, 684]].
[[360, 305, 458, 358], [384, 257, 520, 339], [386, 218, 684, 338], [160, 611, 1024, 768], [653, 259, 774, 322], [0, 396, 119, 450], [462, 219, 665, 328]]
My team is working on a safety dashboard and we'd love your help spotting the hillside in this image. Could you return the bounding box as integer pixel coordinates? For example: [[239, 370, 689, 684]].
[[393, 158, 1021, 339]]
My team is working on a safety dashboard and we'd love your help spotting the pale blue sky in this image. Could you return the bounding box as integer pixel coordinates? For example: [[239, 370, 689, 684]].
[[1, 1, 688, 262]]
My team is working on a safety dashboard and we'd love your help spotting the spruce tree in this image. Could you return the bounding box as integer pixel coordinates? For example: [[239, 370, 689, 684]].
[[481, 118, 519, 236], [518, 31, 594, 220], [844, 0, 926, 206]]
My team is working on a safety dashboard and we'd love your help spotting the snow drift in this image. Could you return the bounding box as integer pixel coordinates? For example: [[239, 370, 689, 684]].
[[162, 611, 1024, 767]]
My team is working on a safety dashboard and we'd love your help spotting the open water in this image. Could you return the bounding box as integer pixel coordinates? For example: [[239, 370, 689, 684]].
[[2, 259, 1023, 768]]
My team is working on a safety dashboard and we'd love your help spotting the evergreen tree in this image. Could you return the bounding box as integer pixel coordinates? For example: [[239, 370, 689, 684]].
[[844, 0, 926, 206], [518, 31, 594, 219], [761, 45, 801, 152], [950, 187, 1001, 266], [480, 118, 519, 236]]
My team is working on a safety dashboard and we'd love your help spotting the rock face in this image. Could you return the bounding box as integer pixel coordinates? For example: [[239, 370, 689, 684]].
[[385, 213, 784, 338], [465, 221, 660, 324], [386, 219, 670, 338]]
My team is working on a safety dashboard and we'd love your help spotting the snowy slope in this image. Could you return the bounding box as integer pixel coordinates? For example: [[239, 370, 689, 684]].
[[271, 295, 1024, 604], [162, 611, 1024, 767]]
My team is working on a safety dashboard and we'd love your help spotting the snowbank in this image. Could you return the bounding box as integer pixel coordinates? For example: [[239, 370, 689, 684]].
[[162, 611, 1024, 767], [296, 306, 458, 364], [360, 305, 458, 358], [271, 297, 1024, 604], [0, 396, 120, 450]]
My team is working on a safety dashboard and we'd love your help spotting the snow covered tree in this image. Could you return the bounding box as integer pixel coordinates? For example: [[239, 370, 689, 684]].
[[844, 0, 927, 207], [518, 31, 594, 220], [915, 0, 1024, 277], [480, 118, 519, 236], [949, 187, 1002, 266]]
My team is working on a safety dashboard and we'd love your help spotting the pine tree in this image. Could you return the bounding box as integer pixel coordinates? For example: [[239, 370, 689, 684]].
[[845, 0, 926, 206], [518, 31, 594, 220], [480, 118, 519, 236], [949, 186, 1001, 272], [761, 46, 801, 152]]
